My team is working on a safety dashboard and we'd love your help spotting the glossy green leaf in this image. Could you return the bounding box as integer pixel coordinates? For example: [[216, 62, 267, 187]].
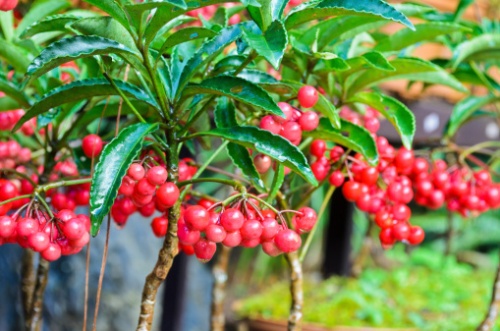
[[453, 68, 500, 91], [446, 95, 500, 138], [199, 126, 318, 185], [236, 69, 279, 84], [304, 118, 379, 166], [347, 92, 415, 149], [376, 22, 469, 53], [286, 0, 414, 30], [90, 123, 158, 235], [0, 11, 14, 41], [175, 23, 250, 96], [215, 97, 266, 191], [452, 34, 500, 68], [13, 79, 159, 131], [69, 17, 139, 52], [243, 20, 288, 70], [138, 0, 231, 45], [16, 0, 70, 37], [0, 77, 31, 108], [0, 39, 31, 72], [0, 97, 20, 111], [83, 0, 131, 31], [260, 81, 341, 129], [158, 27, 217, 53], [346, 57, 467, 97], [184, 75, 283, 117], [362, 51, 394, 71], [20, 15, 79, 38], [27, 36, 139, 80]]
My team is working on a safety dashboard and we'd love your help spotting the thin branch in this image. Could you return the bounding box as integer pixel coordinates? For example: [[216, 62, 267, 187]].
[[477, 250, 500, 331], [91, 216, 111, 331], [285, 252, 303, 331], [210, 246, 231, 331], [20, 250, 35, 320], [27, 259, 50, 331]]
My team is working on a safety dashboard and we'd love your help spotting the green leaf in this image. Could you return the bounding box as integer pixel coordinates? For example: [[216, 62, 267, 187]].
[[0, 11, 14, 41], [375, 22, 470, 53], [0, 77, 31, 108], [446, 95, 500, 138], [215, 97, 266, 192], [267, 163, 285, 203], [236, 69, 279, 84], [452, 34, 500, 68], [0, 97, 20, 111], [175, 23, 249, 96], [16, 0, 71, 37], [286, 0, 414, 30], [183, 75, 283, 117], [26, 35, 139, 80], [346, 57, 467, 97], [200, 126, 318, 185], [158, 27, 217, 53], [137, 0, 230, 45], [13, 79, 159, 131], [90, 123, 158, 235], [454, 0, 474, 21], [69, 16, 139, 52], [260, 81, 341, 129], [347, 92, 415, 149], [243, 20, 288, 70], [361, 51, 394, 71], [20, 15, 79, 38], [83, 0, 131, 31], [0, 39, 31, 72], [304, 118, 379, 166]]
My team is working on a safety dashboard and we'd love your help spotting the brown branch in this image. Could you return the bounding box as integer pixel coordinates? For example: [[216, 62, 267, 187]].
[[211, 246, 231, 331], [21, 250, 36, 319], [27, 259, 50, 331], [285, 252, 303, 331], [477, 252, 500, 331], [91, 217, 111, 331], [82, 243, 91, 331]]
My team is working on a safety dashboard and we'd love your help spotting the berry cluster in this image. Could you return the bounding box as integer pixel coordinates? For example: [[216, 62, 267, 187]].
[[0, 109, 37, 136], [411, 160, 500, 216], [111, 160, 196, 226], [151, 198, 318, 262], [309, 107, 424, 248], [0, 140, 31, 169], [0, 209, 90, 261]]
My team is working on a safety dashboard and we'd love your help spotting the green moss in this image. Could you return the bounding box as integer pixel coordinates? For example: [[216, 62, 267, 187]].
[[235, 248, 500, 330]]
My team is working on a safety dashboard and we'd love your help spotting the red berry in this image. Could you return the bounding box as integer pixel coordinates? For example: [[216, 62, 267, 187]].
[[342, 181, 362, 202], [41, 243, 61, 262], [259, 115, 282, 135], [311, 161, 328, 181], [63, 218, 86, 240], [177, 224, 201, 245], [184, 205, 210, 231], [294, 207, 317, 232], [17, 218, 38, 237], [375, 210, 393, 229], [394, 148, 414, 171], [408, 226, 425, 245], [135, 178, 156, 196], [297, 86, 318, 108], [194, 239, 217, 262], [127, 164, 145, 181], [329, 171, 345, 187], [254, 154, 272, 174], [0, 0, 18, 12], [82, 134, 103, 158], [240, 219, 263, 240], [262, 241, 282, 256], [274, 229, 301, 253], [220, 208, 245, 232], [310, 140, 326, 157], [28, 232, 50, 252], [281, 122, 302, 142], [205, 224, 226, 243], [379, 228, 395, 247], [260, 218, 279, 241], [0, 216, 15, 238], [222, 231, 242, 247], [146, 166, 168, 186], [156, 182, 180, 208], [360, 167, 379, 186], [391, 223, 410, 241], [275, 102, 294, 123], [151, 217, 168, 237], [298, 111, 319, 131]]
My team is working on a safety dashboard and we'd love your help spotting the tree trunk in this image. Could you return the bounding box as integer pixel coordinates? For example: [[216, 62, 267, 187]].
[[285, 252, 303, 331], [210, 246, 231, 331]]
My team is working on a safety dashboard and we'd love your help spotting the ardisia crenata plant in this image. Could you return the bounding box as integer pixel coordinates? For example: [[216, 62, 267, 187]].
[[0, 0, 499, 331]]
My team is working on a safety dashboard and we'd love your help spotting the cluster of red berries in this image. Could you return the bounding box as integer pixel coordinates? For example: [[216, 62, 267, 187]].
[[309, 107, 424, 248], [111, 160, 196, 227], [151, 198, 318, 262], [411, 160, 500, 216], [255, 86, 320, 174], [0, 140, 31, 169], [0, 109, 37, 136], [0, 209, 90, 261]]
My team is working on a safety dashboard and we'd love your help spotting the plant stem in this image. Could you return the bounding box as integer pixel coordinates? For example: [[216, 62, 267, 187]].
[[91, 216, 111, 331], [36, 178, 92, 193], [285, 252, 303, 331], [20, 250, 35, 320], [299, 186, 335, 262], [210, 246, 231, 331], [0, 194, 32, 206], [27, 259, 50, 331], [137, 126, 180, 331], [477, 250, 500, 331]]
